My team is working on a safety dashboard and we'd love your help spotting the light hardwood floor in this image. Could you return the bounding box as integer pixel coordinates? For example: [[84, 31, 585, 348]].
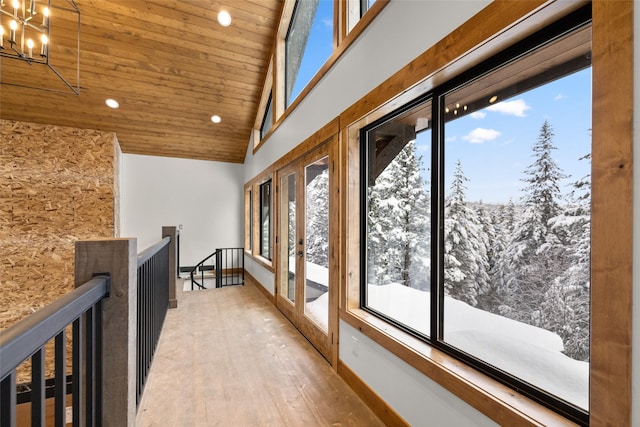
[[136, 280, 384, 426]]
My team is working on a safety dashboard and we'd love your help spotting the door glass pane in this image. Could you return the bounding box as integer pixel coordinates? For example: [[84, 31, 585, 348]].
[[279, 173, 296, 303], [304, 156, 329, 332]]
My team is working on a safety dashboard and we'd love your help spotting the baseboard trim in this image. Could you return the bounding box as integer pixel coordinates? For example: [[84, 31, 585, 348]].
[[337, 359, 409, 427], [244, 270, 275, 305]]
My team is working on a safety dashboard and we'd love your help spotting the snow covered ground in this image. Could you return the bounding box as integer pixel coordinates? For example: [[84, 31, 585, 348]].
[[287, 257, 330, 331], [368, 283, 588, 410], [306, 262, 588, 410]]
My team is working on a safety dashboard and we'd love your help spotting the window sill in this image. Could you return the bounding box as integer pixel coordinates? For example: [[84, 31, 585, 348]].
[[244, 252, 274, 273], [340, 307, 579, 427]]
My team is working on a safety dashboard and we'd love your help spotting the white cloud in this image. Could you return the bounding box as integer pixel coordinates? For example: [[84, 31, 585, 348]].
[[463, 128, 501, 144], [486, 99, 530, 117], [470, 111, 486, 119], [554, 93, 567, 101], [322, 17, 332, 27], [446, 136, 457, 143]]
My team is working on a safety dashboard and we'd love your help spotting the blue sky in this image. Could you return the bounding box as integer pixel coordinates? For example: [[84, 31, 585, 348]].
[[290, 0, 591, 205], [289, 0, 334, 104], [416, 67, 592, 204]]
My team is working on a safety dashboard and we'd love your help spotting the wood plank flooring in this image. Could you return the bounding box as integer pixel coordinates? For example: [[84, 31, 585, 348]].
[[136, 281, 384, 426]]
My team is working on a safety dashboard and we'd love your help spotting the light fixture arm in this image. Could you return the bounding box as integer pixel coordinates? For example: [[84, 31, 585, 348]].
[[0, 0, 80, 94]]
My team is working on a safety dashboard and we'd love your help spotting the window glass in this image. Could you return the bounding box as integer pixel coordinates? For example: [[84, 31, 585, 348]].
[[361, 13, 591, 422], [285, 0, 334, 107], [280, 173, 296, 302], [246, 189, 253, 252], [348, 0, 376, 33], [442, 33, 592, 411], [260, 180, 272, 260], [304, 156, 330, 331], [260, 92, 273, 140], [364, 101, 432, 337]]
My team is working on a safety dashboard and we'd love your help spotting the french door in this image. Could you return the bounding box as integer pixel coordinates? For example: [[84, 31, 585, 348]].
[[276, 137, 337, 364]]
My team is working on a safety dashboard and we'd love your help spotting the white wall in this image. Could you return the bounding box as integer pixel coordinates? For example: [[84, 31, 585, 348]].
[[340, 321, 497, 427], [243, 0, 490, 181], [243, 0, 489, 289], [242, 1, 640, 426], [244, 256, 275, 294], [121, 154, 244, 268]]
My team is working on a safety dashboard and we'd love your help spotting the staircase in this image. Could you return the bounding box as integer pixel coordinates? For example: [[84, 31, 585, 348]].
[[189, 248, 244, 290]]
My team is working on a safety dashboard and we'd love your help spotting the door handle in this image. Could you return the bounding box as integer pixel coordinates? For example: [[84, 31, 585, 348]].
[[297, 251, 304, 258]]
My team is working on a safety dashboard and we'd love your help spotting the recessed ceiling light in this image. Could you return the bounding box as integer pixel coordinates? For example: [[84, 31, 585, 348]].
[[217, 10, 231, 27], [211, 115, 221, 123], [105, 98, 120, 109], [489, 95, 498, 104]]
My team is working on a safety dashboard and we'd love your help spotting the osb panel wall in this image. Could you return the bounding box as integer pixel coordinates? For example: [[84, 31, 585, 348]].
[[0, 119, 119, 332]]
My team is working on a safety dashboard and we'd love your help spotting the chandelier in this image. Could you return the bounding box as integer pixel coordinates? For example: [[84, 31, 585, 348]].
[[0, 0, 80, 94]]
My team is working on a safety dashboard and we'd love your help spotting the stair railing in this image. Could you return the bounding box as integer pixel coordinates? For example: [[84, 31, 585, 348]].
[[0, 275, 110, 427], [190, 248, 244, 290]]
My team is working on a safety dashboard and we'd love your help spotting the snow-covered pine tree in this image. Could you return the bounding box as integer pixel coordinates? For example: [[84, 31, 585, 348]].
[[541, 153, 591, 360], [305, 169, 330, 267], [482, 198, 516, 314], [444, 160, 490, 306], [501, 120, 569, 326], [368, 140, 430, 289], [475, 202, 500, 312]]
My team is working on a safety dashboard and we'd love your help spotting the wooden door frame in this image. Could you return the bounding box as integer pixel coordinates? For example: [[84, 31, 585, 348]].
[[274, 134, 339, 366], [275, 162, 299, 326]]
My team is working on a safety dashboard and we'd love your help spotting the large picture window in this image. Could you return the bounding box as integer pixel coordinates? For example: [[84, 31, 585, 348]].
[[361, 7, 591, 424]]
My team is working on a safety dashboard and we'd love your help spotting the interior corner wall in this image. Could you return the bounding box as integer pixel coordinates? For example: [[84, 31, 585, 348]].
[[0, 119, 119, 330], [120, 154, 244, 269]]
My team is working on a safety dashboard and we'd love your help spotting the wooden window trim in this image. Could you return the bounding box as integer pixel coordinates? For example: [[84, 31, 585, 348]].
[[244, 167, 276, 273], [340, 1, 633, 426], [253, 59, 275, 152], [252, 0, 389, 155], [243, 184, 252, 255], [246, 116, 340, 276], [258, 180, 273, 261]]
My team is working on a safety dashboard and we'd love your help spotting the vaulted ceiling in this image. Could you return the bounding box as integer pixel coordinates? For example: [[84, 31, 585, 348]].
[[0, 0, 282, 163]]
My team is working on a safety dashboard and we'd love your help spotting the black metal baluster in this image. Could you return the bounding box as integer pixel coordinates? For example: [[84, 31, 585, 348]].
[[136, 265, 142, 405], [32, 348, 46, 426], [95, 300, 104, 427], [54, 330, 66, 427], [72, 317, 83, 427], [0, 371, 16, 427], [85, 307, 95, 427]]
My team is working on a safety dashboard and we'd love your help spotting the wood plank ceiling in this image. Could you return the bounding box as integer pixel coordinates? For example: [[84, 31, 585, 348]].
[[0, 0, 282, 163]]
